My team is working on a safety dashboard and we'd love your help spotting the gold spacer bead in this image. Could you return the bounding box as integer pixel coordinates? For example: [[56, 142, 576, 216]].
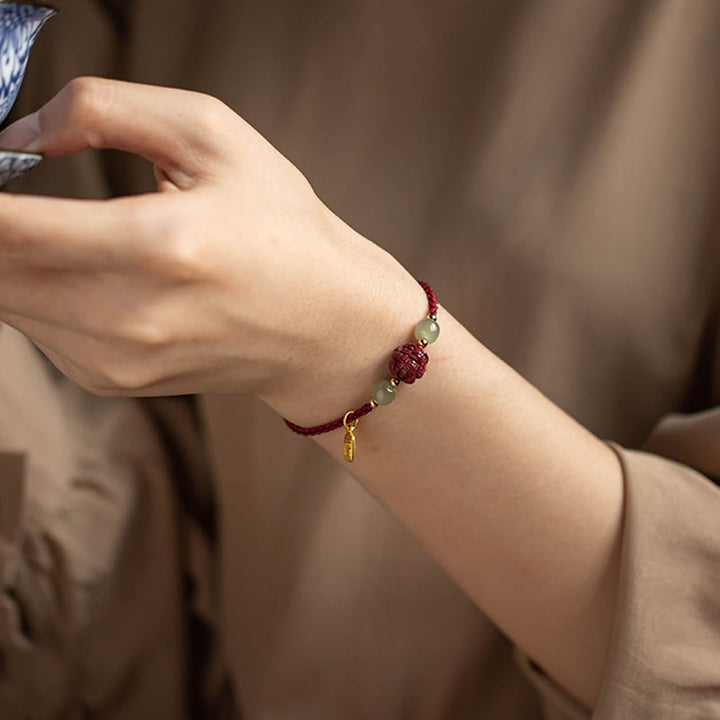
[[419, 338, 428, 347], [369, 398, 379, 408], [390, 377, 400, 387]]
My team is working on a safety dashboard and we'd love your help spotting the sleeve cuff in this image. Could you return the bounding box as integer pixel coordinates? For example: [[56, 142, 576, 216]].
[[515, 439, 720, 719]]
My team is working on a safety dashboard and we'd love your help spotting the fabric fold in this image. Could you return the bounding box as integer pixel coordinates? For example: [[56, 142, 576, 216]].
[[516, 437, 720, 719]]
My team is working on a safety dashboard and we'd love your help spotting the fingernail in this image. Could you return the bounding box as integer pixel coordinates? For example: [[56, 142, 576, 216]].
[[0, 112, 42, 153]]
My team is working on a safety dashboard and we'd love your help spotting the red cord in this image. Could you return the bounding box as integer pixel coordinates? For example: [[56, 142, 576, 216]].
[[418, 280, 438, 317], [284, 401, 376, 436], [284, 280, 437, 436]]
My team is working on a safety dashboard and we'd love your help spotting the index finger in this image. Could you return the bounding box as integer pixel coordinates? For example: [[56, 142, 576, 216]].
[[0, 78, 244, 185]]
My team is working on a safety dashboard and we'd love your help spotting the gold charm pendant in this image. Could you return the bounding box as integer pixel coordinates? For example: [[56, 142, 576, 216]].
[[342, 411, 359, 462]]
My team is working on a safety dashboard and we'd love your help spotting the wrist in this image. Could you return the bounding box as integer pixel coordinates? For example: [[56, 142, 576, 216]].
[[259, 215, 428, 427]]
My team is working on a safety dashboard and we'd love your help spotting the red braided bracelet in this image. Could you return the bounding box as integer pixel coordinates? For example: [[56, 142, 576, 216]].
[[284, 280, 439, 462]]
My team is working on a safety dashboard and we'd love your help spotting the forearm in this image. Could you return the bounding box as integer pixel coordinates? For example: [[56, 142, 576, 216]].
[[262, 220, 625, 712], [0, 76, 624, 709]]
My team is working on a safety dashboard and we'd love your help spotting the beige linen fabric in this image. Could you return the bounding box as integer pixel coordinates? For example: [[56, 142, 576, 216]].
[[1, 0, 719, 718], [0, 322, 190, 719]]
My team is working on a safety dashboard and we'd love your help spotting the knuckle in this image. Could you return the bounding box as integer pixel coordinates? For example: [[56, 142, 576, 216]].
[[98, 359, 153, 393], [194, 95, 232, 135], [165, 232, 205, 280], [63, 77, 112, 141], [130, 200, 207, 281], [66, 365, 124, 398], [87, 383, 124, 398], [160, 214, 209, 281], [114, 312, 172, 349], [66, 76, 103, 104]]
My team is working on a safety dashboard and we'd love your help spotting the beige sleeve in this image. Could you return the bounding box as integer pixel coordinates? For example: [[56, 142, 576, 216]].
[[513, 420, 720, 719], [0, 326, 190, 719]]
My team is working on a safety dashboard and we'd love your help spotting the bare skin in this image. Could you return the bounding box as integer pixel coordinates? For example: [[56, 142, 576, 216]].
[[0, 77, 629, 710]]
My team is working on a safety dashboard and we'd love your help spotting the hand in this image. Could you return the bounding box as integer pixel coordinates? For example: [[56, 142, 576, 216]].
[[0, 77, 421, 412]]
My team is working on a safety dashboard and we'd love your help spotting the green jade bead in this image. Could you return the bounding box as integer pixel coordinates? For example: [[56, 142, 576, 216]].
[[415, 318, 440, 344], [371, 379, 396, 406]]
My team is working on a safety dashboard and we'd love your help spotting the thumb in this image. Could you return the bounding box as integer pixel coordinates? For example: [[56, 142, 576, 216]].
[[0, 77, 242, 185]]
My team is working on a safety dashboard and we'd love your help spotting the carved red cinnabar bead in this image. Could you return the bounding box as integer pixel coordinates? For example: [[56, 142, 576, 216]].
[[389, 343, 429, 384], [283, 280, 437, 445]]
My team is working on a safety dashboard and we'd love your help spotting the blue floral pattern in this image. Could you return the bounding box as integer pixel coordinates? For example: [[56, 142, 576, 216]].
[[0, 149, 40, 186], [0, 2, 55, 186], [0, 2, 56, 125]]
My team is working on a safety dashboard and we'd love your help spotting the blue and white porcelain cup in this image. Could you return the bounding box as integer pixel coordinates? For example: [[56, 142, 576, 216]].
[[0, 0, 56, 187]]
